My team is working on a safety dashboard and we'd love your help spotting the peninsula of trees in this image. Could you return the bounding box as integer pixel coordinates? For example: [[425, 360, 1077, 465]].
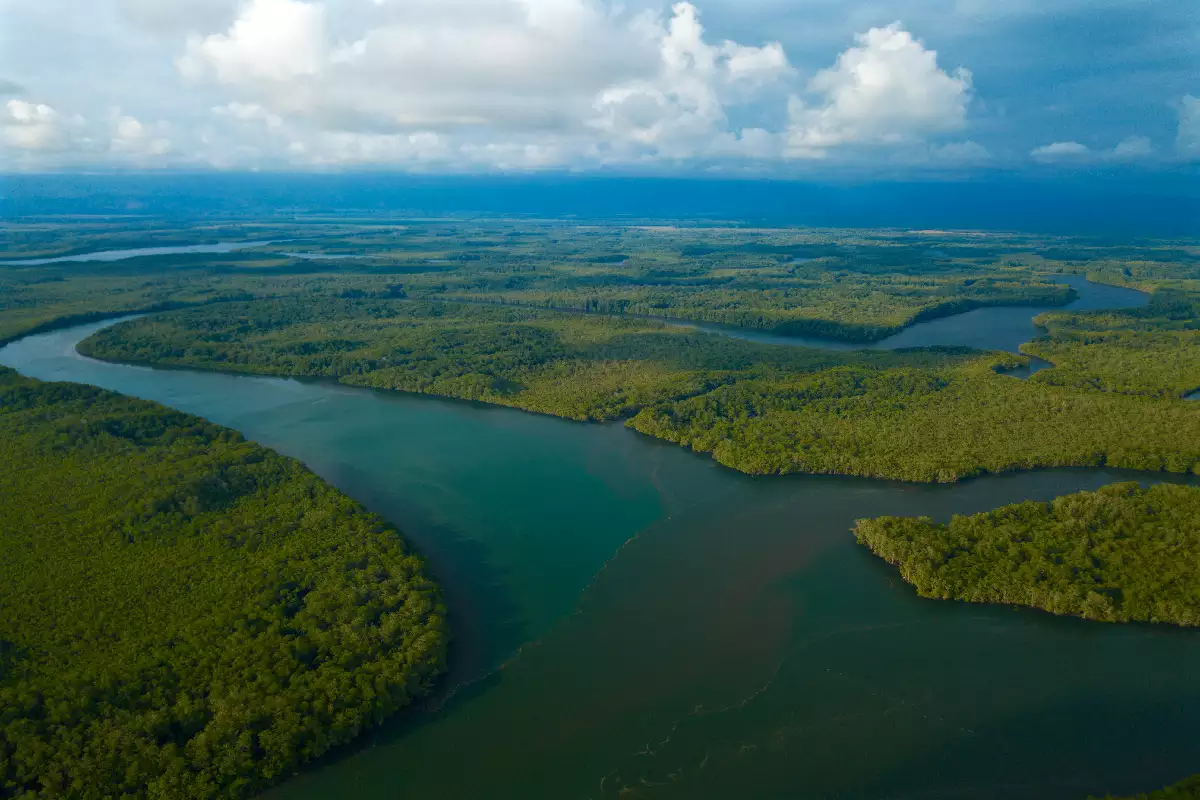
[[80, 295, 1200, 483], [854, 482, 1200, 625], [0, 367, 447, 799]]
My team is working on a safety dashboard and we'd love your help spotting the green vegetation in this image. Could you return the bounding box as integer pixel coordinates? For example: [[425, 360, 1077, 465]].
[[403, 226, 1079, 341], [1087, 256, 1200, 295], [77, 297, 970, 421], [5, 217, 1200, 796], [0, 367, 447, 799], [629, 359, 1200, 481], [8, 216, 1200, 483], [854, 482, 1200, 625], [443, 275, 1073, 342], [1, 217, 1144, 345], [80, 296, 1200, 483], [1024, 289, 1200, 398], [0, 255, 405, 346], [1093, 775, 1200, 800]]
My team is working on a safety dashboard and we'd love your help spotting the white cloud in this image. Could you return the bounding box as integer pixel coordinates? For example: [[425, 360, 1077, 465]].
[[213, 102, 284, 129], [110, 112, 172, 158], [589, 2, 791, 160], [2, 99, 68, 150], [786, 23, 972, 158], [1030, 135, 1154, 163], [165, 0, 797, 168], [307, 130, 450, 166], [1030, 140, 1091, 161], [120, 0, 240, 35], [931, 139, 991, 163], [177, 0, 661, 133], [0, 5, 989, 171], [1, 0, 1193, 173], [1110, 135, 1153, 159], [178, 0, 326, 84], [1178, 95, 1200, 158]]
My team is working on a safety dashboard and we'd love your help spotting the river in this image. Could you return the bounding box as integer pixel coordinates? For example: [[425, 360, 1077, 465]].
[[0, 240, 276, 265], [681, 275, 1148, 354], [1, 277, 1195, 800]]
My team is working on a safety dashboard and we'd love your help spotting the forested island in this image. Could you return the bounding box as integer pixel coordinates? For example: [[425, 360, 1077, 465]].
[[854, 482, 1200, 625], [0, 367, 447, 799]]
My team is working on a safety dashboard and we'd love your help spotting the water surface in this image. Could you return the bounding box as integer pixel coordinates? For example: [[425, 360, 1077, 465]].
[[2, 316, 1196, 800], [685, 275, 1147, 354], [0, 240, 275, 265]]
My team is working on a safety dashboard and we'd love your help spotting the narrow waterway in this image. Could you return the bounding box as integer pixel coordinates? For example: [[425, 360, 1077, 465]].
[[677, 275, 1148, 354], [0, 240, 276, 265], [0, 274, 1191, 800]]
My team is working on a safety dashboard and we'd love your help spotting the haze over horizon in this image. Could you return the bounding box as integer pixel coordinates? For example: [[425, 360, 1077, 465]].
[[1, 0, 1196, 176]]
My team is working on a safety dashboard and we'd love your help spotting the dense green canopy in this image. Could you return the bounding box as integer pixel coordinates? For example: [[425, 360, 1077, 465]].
[[0, 219, 1085, 345], [77, 296, 973, 422], [1024, 289, 1200, 399], [855, 482, 1200, 625], [1094, 774, 1200, 800], [81, 295, 1200, 483], [0, 367, 447, 799]]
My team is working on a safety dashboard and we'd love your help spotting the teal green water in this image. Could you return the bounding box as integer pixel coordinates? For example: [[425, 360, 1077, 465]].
[[2, 312, 1197, 799]]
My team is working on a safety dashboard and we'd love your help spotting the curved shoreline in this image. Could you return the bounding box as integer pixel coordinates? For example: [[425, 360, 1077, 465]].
[[30, 317, 1200, 492], [0, 269, 1147, 358], [441, 272, 1148, 353], [55, 289, 1200, 486], [440, 288, 1082, 348]]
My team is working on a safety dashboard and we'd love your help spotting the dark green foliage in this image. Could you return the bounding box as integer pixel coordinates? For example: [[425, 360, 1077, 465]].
[[1024, 289, 1200, 398], [78, 297, 972, 423], [1093, 775, 1200, 800], [3, 217, 1140, 345], [79, 295, 1200, 482], [0, 367, 447, 799], [450, 277, 1075, 342], [628, 360, 1200, 481], [13, 217, 1200, 484], [854, 482, 1200, 625]]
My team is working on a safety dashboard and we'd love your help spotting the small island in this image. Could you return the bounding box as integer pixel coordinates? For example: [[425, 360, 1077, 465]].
[[854, 482, 1200, 625]]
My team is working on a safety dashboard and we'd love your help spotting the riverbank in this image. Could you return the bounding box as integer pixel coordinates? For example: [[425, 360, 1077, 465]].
[[0, 365, 447, 799], [75, 288, 1199, 483]]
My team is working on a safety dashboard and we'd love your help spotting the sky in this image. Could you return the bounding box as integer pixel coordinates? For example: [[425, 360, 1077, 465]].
[[0, 0, 1196, 175]]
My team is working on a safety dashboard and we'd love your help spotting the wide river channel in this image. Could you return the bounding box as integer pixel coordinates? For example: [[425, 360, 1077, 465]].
[[2, 277, 1197, 799]]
